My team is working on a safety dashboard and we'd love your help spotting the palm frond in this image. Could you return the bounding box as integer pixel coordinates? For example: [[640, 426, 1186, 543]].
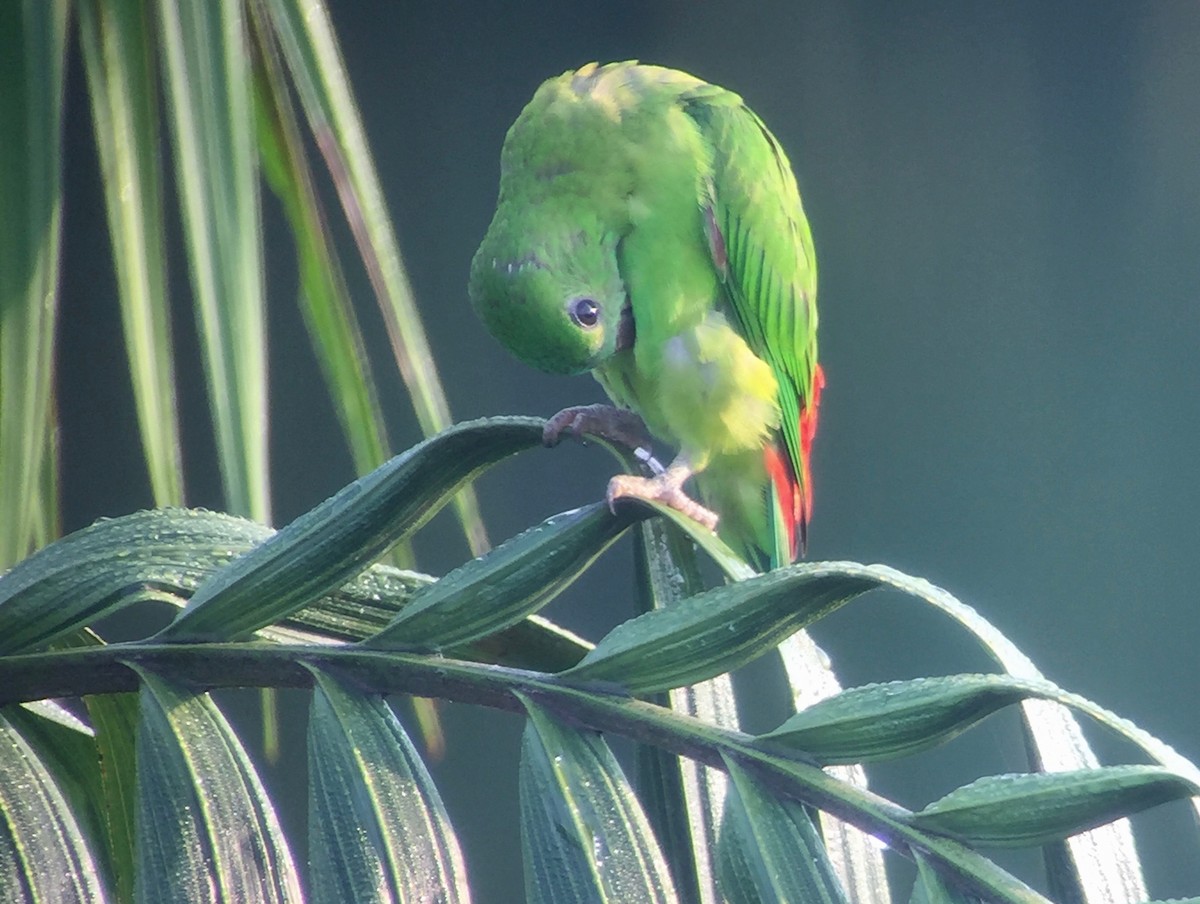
[[2, 419, 1197, 902]]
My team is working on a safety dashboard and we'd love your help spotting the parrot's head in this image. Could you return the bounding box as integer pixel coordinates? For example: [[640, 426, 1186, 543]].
[[469, 214, 633, 375]]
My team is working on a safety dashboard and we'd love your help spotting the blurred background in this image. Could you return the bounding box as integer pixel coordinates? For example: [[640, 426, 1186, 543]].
[[56, 0, 1199, 898]]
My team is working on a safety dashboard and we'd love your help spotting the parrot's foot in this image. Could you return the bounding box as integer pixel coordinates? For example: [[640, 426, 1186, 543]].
[[607, 465, 719, 533], [543, 404, 654, 453]]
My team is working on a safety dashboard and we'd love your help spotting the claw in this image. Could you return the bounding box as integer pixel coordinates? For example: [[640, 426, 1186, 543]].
[[545, 408, 716, 533], [606, 467, 719, 533], [543, 404, 653, 451]]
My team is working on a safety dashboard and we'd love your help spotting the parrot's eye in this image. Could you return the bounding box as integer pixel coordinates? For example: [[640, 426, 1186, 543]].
[[568, 297, 601, 329]]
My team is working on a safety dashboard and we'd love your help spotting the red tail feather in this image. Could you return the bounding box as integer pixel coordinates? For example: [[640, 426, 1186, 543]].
[[764, 364, 825, 561], [763, 443, 802, 560]]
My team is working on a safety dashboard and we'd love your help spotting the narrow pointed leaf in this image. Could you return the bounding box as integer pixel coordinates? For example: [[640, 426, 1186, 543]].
[[518, 695, 679, 904], [158, 417, 543, 642], [634, 517, 734, 904], [796, 564, 1158, 901], [156, 0, 269, 522], [368, 502, 644, 650], [4, 700, 109, 879], [262, 0, 489, 555], [55, 626, 142, 904], [0, 0, 68, 567], [85, 691, 140, 904], [248, 6, 391, 480], [764, 674, 1037, 764], [77, 0, 184, 506], [779, 629, 891, 902], [1, 644, 1064, 903], [131, 667, 301, 902], [0, 505, 589, 670], [631, 501, 757, 582], [716, 755, 850, 904], [0, 508, 271, 654], [913, 765, 1199, 848], [0, 708, 108, 903], [564, 562, 881, 694], [306, 666, 469, 903]]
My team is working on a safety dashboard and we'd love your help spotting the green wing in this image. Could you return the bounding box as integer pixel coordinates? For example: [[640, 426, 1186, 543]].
[[681, 85, 820, 516]]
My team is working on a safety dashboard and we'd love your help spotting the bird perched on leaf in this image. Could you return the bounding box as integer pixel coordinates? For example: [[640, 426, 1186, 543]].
[[470, 61, 824, 570]]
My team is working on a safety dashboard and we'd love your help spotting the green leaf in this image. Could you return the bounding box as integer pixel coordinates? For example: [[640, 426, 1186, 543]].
[[0, 504, 590, 671], [156, 0, 269, 522], [157, 417, 544, 642], [49, 624, 142, 904], [717, 755, 849, 904], [368, 501, 644, 650], [777, 631, 891, 904], [77, 0, 184, 507], [807, 564, 1158, 899], [0, 637, 1060, 903], [0, 707, 108, 902], [913, 765, 1200, 848], [564, 562, 882, 694], [633, 517, 734, 904], [0, 633, 1054, 902], [764, 674, 1037, 764], [131, 667, 301, 901], [261, 0, 489, 556], [0, 508, 271, 654], [4, 697, 111, 890], [0, 0, 68, 567], [85, 691, 140, 904], [248, 5, 391, 483], [306, 665, 469, 903], [634, 501, 757, 582], [518, 695, 679, 904]]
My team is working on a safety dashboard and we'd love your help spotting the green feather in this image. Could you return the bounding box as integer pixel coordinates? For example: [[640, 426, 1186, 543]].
[[682, 88, 820, 519]]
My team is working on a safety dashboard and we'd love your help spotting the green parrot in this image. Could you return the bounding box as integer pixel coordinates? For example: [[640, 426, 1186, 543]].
[[470, 61, 824, 570]]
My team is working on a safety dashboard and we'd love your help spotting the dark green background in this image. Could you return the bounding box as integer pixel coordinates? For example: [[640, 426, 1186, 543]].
[[57, 1, 1199, 898]]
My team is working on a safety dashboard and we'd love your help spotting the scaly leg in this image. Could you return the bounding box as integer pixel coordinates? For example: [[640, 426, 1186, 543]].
[[545, 404, 715, 531], [607, 455, 719, 533]]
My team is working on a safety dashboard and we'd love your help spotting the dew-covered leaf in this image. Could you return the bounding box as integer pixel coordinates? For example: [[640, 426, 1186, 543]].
[[913, 765, 1199, 848], [0, 508, 270, 654], [85, 691, 139, 904], [633, 517, 734, 904], [777, 630, 892, 903], [764, 674, 1035, 764], [158, 417, 543, 642], [564, 562, 881, 694], [131, 667, 301, 902], [518, 695, 678, 904], [0, 708, 108, 903], [306, 666, 469, 903], [716, 755, 850, 904], [367, 502, 643, 650], [840, 566, 1155, 901]]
